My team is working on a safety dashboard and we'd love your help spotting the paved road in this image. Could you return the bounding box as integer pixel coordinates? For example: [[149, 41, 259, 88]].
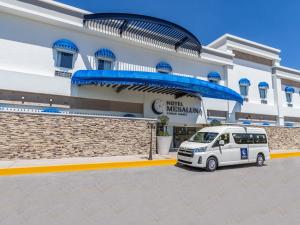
[[0, 158, 299, 225]]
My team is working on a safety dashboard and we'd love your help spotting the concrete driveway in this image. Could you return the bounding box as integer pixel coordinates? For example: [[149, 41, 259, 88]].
[[0, 157, 299, 225]]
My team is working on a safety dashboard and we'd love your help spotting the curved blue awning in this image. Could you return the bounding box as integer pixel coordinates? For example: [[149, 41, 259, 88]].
[[258, 82, 269, 89], [285, 86, 295, 93], [262, 122, 270, 126], [72, 70, 243, 104], [95, 48, 116, 61], [239, 78, 251, 86], [156, 62, 172, 73], [52, 39, 79, 53], [207, 72, 221, 81]]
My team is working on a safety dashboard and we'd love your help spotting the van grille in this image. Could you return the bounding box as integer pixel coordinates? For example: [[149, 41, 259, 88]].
[[178, 148, 194, 157]]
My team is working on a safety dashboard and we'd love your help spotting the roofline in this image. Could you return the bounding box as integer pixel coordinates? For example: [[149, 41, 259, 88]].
[[273, 65, 300, 76], [208, 33, 281, 54], [17, 0, 90, 17]]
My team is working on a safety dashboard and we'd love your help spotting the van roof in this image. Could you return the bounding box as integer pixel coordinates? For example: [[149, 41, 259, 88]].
[[200, 126, 266, 134]]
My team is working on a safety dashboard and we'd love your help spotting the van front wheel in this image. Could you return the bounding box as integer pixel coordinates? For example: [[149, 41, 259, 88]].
[[206, 157, 217, 172], [256, 154, 264, 167]]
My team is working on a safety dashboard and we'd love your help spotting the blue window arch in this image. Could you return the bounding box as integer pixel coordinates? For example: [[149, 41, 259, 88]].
[[285, 86, 295, 103], [156, 62, 172, 73], [95, 48, 116, 70], [207, 72, 221, 83], [258, 82, 269, 99], [52, 39, 79, 53], [52, 39, 79, 69], [239, 78, 251, 96]]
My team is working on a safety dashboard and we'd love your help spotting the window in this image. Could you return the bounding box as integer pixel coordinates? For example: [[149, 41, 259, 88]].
[[253, 134, 267, 144], [189, 132, 218, 143], [56, 51, 73, 69], [213, 133, 230, 147], [286, 93, 292, 103], [232, 133, 254, 144], [240, 85, 248, 96], [259, 88, 267, 99], [98, 59, 112, 70]]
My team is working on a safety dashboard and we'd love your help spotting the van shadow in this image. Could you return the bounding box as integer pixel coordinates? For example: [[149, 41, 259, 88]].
[[175, 163, 268, 173]]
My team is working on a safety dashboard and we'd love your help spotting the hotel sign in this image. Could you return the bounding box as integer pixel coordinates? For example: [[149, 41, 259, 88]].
[[152, 99, 202, 116]]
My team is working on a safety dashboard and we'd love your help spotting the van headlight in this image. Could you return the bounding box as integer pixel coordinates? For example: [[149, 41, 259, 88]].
[[193, 147, 207, 153]]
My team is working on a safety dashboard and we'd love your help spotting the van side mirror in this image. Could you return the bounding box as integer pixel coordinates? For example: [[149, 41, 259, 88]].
[[219, 140, 225, 146]]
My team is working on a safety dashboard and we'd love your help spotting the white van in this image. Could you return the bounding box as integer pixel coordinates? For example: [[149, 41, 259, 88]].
[[177, 126, 270, 172]]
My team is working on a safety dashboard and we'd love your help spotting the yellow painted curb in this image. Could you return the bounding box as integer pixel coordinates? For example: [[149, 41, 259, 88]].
[[0, 152, 299, 176], [270, 152, 300, 159], [0, 159, 177, 176]]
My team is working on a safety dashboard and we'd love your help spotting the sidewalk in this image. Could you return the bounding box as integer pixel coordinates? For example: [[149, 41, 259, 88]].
[[0, 153, 177, 169]]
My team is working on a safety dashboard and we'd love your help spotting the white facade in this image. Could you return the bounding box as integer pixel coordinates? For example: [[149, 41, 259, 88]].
[[0, 0, 300, 129]]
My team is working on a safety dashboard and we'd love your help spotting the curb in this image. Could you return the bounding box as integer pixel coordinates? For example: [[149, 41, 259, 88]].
[[0, 159, 177, 176], [270, 151, 300, 159], [0, 152, 299, 176]]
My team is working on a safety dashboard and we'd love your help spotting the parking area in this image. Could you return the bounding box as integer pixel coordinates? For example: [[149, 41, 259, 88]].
[[0, 157, 299, 225]]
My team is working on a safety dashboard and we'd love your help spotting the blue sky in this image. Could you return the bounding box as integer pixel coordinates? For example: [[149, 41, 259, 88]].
[[58, 0, 300, 69]]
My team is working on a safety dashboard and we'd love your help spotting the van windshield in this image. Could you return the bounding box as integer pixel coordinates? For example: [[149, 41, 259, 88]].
[[189, 132, 218, 143]]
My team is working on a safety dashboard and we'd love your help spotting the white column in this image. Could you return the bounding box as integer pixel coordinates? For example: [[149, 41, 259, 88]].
[[272, 74, 284, 126], [224, 65, 241, 124]]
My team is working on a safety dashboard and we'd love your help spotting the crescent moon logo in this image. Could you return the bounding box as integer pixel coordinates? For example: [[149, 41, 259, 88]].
[[152, 100, 164, 115]]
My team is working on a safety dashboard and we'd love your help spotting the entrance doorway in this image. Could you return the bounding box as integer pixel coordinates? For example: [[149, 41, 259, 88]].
[[173, 127, 199, 149]]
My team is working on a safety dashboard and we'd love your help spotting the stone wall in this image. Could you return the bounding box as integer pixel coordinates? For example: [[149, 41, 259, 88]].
[[0, 112, 156, 160], [264, 127, 300, 151]]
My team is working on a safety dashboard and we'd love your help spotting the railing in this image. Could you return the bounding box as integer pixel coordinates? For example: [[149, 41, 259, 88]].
[[0, 104, 151, 121]]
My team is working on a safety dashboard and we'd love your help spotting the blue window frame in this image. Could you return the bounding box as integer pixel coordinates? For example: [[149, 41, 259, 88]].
[[259, 88, 267, 99], [240, 85, 248, 96], [98, 59, 112, 70], [57, 51, 73, 69], [286, 92, 292, 103]]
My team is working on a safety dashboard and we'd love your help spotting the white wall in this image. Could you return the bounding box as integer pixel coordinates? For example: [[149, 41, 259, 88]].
[[229, 58, 277, 116]]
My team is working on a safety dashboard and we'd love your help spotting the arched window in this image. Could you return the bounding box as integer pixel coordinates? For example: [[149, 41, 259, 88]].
[[258, 82, 269, 99], [95, 48, 116, 70], [239, 78, 251, 97], [285, 86, 295, 104], [156, 62, 172, 73], [52, 39, 79, 69], [207, 72, 221, 83]]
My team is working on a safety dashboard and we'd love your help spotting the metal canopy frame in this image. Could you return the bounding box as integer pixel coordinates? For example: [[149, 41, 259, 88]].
[[83, 13, 202, 56]]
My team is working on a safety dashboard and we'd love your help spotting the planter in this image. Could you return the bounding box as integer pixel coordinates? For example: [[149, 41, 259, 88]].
[[157, 136, 172, 155]]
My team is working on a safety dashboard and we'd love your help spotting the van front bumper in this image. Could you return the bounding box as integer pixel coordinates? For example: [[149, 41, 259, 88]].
[[177, 153, 207, 168]]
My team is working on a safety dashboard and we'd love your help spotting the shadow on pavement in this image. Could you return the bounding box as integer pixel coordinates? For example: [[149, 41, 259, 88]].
[[175, 162, 268, 172]]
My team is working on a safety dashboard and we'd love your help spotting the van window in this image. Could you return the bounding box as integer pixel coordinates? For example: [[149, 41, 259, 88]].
[[189, 132, 218, 143], [253, 134, 267, 144], [212, 133, 230, 147], [232, 133, 254, 144]]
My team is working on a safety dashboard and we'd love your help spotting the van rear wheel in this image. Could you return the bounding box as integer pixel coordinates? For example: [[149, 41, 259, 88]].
[[256, 154, 264, 167], [206, 157, 217, 172]]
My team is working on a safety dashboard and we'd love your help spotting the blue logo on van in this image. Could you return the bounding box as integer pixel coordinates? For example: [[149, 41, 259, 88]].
[[240, 148, 248, 160]]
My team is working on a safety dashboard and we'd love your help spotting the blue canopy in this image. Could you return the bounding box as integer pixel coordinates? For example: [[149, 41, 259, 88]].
[[42, 107, 61, 113], [95, 48, 116, 61], [285, 86, 295, 93], [207, 71, 221, 81], [239, 78, 251, 86], [258, 82, 269, 89], [52, 39, 79, 53], [72, 70, 243, 104], [262, 122, 270, 126], [156, 62, 172, 73]]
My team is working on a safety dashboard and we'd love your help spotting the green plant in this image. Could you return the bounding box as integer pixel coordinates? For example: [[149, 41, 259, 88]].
[[157, 115, 170, 136]]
